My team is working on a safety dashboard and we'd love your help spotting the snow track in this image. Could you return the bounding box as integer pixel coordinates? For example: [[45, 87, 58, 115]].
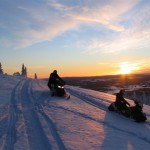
[[30, 83, 67, 150], [3, 79, 24, 150], [48, 104, 100, 123], [21, 80, 52, 150], [39, 111, 67, 150], [3, 78, 68, 150], [67, 88, 109, 111]]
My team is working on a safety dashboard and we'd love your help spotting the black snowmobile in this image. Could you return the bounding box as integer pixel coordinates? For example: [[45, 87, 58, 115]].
[[49, 79, 70, 99], [108, 101, 147, 122]]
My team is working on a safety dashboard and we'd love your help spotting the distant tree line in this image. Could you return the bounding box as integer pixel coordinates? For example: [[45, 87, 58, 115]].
[[0, 62, 38, 78], [0, 62, 28, 77], [13, 63, 28, 77]]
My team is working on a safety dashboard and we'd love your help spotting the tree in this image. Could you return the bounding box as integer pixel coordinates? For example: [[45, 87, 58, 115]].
[[0, 62, 3, 74], [24, 67, 27, 77], [21, 64, 27, 77], [21, 64, 25, 76]]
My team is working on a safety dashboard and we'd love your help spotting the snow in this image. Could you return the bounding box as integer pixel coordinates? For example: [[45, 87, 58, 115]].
[[0, 74, 150, 150]]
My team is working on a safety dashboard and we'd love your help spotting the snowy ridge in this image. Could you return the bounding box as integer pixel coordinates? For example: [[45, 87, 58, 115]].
[[67, 86, 150, 143], [0, 75, 150, 150]]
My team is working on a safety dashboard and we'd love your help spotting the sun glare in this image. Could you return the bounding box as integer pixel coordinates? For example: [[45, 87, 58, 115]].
[[119, 62, 135, 74]]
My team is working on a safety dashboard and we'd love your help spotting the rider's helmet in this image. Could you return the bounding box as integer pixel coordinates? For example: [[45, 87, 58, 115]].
[[53, 70, 57, 74]]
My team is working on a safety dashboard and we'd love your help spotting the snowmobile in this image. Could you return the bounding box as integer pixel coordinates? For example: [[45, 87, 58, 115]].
[[50, 81, 70, 99], [108, 102, 147, 122]]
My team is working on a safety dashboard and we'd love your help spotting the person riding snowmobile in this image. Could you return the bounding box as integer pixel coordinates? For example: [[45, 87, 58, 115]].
[[115, 89, 130, 114], [47, 70, 65, 96], [108, 91, 146, 122]]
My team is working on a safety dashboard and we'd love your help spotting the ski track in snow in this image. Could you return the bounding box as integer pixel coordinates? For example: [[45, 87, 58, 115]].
[[39, 111, 67, 150], [66, 87, 150, 144], [30, 81, 67, 150], [3, 79, 25, 150], [67, 88, 108, 111], [48, 104, 100, 124], [20, 79, 52, 150], [3, 78, 68, 150]]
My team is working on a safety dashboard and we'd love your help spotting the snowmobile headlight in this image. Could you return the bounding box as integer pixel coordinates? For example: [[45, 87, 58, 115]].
[[58, 85, 64, 89]]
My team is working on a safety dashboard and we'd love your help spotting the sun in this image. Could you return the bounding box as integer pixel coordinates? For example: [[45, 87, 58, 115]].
[[119, 62, 134, 74]]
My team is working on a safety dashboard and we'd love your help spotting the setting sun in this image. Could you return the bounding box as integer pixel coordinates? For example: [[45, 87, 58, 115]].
[[119, 62, 136, 74]]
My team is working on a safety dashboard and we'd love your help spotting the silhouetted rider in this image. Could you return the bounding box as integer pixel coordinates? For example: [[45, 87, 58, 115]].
[[115, 89, 130, 112], [48, 70, 65, 90]]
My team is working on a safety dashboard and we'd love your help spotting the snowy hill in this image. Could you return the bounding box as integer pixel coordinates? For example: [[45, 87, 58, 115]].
[[0, 75, 150, 150]]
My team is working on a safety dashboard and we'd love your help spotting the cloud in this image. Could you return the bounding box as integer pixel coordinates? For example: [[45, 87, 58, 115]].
[[83, 5, 150, 55], [0, 0, 79, 48], [0, 0, 148, 49], [69, 0, 141, 31], [84, 31, 150, 55]]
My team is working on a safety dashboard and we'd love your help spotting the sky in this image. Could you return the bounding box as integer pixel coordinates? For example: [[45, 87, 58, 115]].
[[0, 0, 150, 78]]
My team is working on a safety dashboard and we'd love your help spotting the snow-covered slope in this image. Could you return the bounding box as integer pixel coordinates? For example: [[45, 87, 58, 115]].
[[0, 75, 150, 150]]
